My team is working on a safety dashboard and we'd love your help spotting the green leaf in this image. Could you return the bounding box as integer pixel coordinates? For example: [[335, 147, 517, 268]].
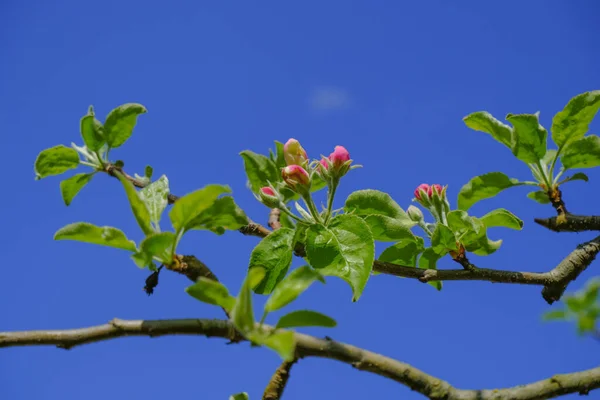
[[103, 103, 147, 148], [542, 309, 568, 321], [265, 266, 325, 312], [379, 237, 425, 267], [561, 172, 589, 184], [418, 248, 442, 291], [60, 173, 93, 206], [447, 210, 482, 238], [80, 106, 105, 151], [527, 191, 550, 204], [229, 393, 249, 400], [561, 135, 600, 169], [577, 314, 596, 335], [542, 149, 558, 166], [310, 173, 327, 193], [139, 175, 169, 228], [231, 268, 265, 334], [115, 172, 154, 235], [431, 224, 458, 254], [186, 278, 236, 312], [506, 113, 547, 164], [132, 232, 176, 267], [276, 310, 337, 329], [169, 184, 231, 233], [186, 196, 249, 235], [34, 145, 80, 179], [480, 208, 523, 230], [249, 228, 295, 295], [248, 330, 295, 361], [305, 215, 374, 301], [552, 90, 600, 148], [54, 222, 136, 252], [272, 140, 287, 169], [463, 111, 512, 148], [240, 150, 280, 193], [457, 172, 524, 211], [362, 215, 418, 242]]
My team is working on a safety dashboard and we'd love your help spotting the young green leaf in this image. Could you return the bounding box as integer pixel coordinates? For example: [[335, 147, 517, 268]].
[[240, 150, 280, 193], [186, 277, 236, 312], [431, 224, 458, 254], [305, 215, 374, 301], [103, 103, 147, 148], [361, 215, 418, 242], [231, 268, 265, 334], [542, 309, 568, 322], [463, 111, 512, 148], [527, 191, 550, 204], [379, 237, 425, 267], [247, 330, 295, 361], [80, 106, 105, 151], [139, 175, 169, 228], [186, 196, 249, 234], [229, 393, 249, 400], [272, 140, 286, 169], [561, 135, 600, 169], [115, 172, 154, 235], [457, 172, 524, 211], [54, 222, 136, 252], [264, 266, 325, 312], [418, 248, 442, 291], [34, 145, 80, 179], [249, 228, 295, 295], [447, 210, 482, 238], [60, 173, 94, 206], [480, 209, 523, 230], [506, 113, 547, 164], [276, 310, 337, 329], [169, 184, 231, 233], [132, 232, 176, 267], [552, 90, 600, 148], [560, 172, 589, 184]]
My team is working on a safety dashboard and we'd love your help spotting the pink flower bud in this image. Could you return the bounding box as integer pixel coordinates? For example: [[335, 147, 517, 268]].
[[428, 184, 443, 197], [282, 165, 310, 191], [414, 184, 430, 201], [283, 138, 308, 166], [319, 158, 329, 170], [260, 187, 276, 197], [329, 146, 350, 168]]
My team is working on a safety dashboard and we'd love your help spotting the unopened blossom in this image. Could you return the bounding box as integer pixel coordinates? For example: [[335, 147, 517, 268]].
[[283, 138, 308, 166], [282, 165, 310, 191]]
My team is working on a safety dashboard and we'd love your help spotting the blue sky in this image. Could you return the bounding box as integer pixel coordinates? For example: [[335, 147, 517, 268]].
[[1, 1, 599, 399]]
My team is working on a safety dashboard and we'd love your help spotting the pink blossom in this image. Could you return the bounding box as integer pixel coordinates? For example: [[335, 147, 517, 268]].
[[414, 184, 430, 201], [428, 184, 443, 197], [282, 165, 310, 190], [329, 146, 350, 168], [260, 187, 276, 197], [319, 158, 329, 170]]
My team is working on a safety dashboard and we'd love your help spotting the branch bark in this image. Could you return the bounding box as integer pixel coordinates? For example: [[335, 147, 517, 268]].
[[535, 214, 600, 232], [1, 318, 598, 400], [262, 359, 297, 400]]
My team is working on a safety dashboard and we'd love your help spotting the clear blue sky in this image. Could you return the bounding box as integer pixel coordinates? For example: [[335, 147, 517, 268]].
[[1, 1, 599, 399]]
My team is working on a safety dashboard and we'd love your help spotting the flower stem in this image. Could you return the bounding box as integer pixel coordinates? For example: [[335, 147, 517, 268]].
[[324, 180, 338, 224], [303, 194, 323, 224]]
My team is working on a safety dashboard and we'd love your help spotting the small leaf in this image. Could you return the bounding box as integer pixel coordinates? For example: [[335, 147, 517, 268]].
[[272, 140, 286, 169], [542, 149, 558, 166], [139, 175, 169, 228], [60, 173, 93, 206], [310, 173, 327, 193], [144, 165, 153, 179], [447, 210, 482, 238], [240, 150, 280, 193], [276, 310, 337, 329], [431, 224, 458, 254], [527, 191, 550, 204], [457, 172, 524, 211], [542, 309, 568, 321], [186, 278, 236, 312], [186, 196, 249, 235], [231, 268, 265, 334], [115, 172, 154, 235], [577, 315, 596, 335], [345, 189, 412, 223], [362, 215, 418, 242], [463, 111, 512, 148], [249, 228, 295, 295], [34, 145, 80, 179], [418, 248, 442, 291], [80, 106, 105, 151], [561, 172, 589, 184], [506, 113, 547, 164], [552, 90, 600, 148], [169, 184, 231, 233], [54, 222, 136, 252], [104, 103, 147, 148], [305, 215, 374, 301], [265, 266, 325, 312], [248, 330, 295, 361], [480, 208, 523, 230], [229, 393, 249, 400], [379, 238, 425, 267], [294, 202, 314, 222], [133, 232, 176, 267], [561, 135, 600, 169]]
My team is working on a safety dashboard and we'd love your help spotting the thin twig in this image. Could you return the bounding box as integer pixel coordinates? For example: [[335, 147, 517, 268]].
[[0, 318, 598, 400]]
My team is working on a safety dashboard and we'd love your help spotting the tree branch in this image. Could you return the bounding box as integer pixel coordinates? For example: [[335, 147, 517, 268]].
[[268, 208, 282, 231], [0, 318, 598, 400], [535, 214, 600, 232], [262, 359, 297, 400]]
